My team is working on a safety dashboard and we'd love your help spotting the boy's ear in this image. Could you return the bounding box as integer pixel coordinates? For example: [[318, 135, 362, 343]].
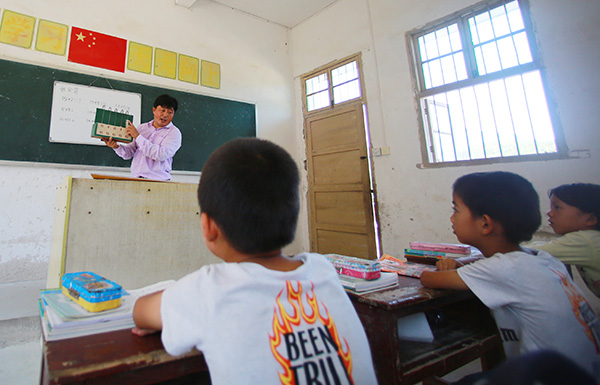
[[480, 214, 495, 235], [586, 213, 598, 228], [200, 212, 219, 242]]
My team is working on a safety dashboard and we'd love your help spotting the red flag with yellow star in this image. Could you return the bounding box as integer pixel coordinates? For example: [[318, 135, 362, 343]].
[[68, 27, 126, 72]]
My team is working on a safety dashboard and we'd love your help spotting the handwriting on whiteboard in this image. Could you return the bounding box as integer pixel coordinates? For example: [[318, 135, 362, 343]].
[[49, 81, 142, 146]]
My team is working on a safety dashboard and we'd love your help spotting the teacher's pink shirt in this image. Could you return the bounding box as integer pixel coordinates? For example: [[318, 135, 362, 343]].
[[114, 120, 182, 181]]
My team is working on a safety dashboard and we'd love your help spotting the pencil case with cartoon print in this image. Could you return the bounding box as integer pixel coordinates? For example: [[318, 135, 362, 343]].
[[61, 271, 123, 312]]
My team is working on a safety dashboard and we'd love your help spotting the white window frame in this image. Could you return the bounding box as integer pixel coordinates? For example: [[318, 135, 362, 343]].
[[301, 54, 366, 115], [407, 0, 567, 167]]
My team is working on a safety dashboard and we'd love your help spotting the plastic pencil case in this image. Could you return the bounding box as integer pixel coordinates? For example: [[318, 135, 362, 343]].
[[325, 254, 381, 280], [61, 272, 123, 312]]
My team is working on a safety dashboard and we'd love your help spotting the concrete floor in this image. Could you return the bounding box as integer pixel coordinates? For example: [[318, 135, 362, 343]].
[[0, 340, 42, 384], [0, 279, 45, 385]]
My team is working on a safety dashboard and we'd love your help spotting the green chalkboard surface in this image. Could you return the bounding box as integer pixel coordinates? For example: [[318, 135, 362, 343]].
[[0, 58, 256, 171]]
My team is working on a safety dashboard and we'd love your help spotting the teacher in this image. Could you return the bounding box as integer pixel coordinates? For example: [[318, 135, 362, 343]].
[[102, 94, 182, 181]]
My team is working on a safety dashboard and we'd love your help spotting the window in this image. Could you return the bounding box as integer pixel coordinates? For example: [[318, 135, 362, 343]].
[[409, 0, 563, 165], [304, 58, 362, 112]]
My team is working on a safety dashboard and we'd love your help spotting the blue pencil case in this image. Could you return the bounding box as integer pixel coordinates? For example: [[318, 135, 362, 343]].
[[61, 272, 123, 312]]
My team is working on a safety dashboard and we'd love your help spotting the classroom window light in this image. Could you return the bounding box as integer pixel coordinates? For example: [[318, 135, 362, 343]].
[[305, 60, 362, 112], [409, 0, 563, 165]]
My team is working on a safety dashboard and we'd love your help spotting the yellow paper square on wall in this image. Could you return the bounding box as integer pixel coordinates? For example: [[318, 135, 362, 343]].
[[35, 19, 68, 55], [201, 60, 221, 89], [128, 41, 153, 74], [154, 48, 177, 79], [178, 54, 199, 84], [0, 10, 36, 49]]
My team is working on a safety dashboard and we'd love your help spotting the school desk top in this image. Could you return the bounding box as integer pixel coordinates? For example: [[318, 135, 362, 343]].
[[348, 275, 504, 385], [40, 329, 208, 385]]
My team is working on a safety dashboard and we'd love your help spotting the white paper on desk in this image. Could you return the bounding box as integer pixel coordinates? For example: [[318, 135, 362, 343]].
[[397, 312, 434, 343]]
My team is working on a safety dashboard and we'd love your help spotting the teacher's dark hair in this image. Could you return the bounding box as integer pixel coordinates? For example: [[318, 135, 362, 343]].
[[154, 94, 178, 112]]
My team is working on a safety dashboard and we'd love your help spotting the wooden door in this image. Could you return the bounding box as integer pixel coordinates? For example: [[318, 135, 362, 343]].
[[305, 102, 377, 259]]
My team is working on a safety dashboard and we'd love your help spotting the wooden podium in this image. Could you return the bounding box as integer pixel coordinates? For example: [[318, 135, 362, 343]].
[[47, 176, 220, 289]]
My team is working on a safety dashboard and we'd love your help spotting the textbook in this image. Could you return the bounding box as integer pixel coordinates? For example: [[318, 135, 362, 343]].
[[409, 242, 471, 255], [404, 248, 466, 258], [379, 254, 436, 278], [337, 272, 398, 294], [91, 108, 134, 143], [39, 280, 174, 341]]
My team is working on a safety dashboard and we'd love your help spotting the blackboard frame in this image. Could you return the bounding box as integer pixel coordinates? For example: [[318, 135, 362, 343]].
[[0, 58, 256, 171]]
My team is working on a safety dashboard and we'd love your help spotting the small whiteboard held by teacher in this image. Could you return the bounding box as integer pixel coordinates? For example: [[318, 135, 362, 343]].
[[49, 81, 142, 146]]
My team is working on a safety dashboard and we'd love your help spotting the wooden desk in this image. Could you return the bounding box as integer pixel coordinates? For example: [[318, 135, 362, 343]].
[[349, 276, 504, 385], [40, 329, 208, 385]]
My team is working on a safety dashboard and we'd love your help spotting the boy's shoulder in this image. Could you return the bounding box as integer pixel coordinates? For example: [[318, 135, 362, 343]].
[[462, 249, 558, 273]]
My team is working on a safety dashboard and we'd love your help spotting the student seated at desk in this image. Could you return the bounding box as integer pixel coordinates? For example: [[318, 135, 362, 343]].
[[420, 172, 600, 380], [132, 138, 378, 385], [528, 183, 600, 298]]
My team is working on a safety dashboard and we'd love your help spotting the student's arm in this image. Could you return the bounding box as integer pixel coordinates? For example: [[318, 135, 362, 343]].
[[436, 256, 482, 270], [131, 290, 164, 336], [420, 270, 469, 290]]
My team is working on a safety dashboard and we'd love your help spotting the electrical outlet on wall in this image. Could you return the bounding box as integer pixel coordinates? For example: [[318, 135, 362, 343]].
[[371, 146, 390, 157]]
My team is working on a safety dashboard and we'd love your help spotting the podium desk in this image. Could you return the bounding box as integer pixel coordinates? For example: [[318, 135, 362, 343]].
[[40, 329, 208, 385], [348, 276, 504, 385]]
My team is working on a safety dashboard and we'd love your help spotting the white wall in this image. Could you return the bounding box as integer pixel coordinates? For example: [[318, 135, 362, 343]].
[[0, 0, 300, 282], [291, 0, 600, 257]]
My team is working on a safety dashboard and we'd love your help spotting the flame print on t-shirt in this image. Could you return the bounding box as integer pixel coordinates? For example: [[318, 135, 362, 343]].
[[552, 268, 600, 352], [269, 281, 354, 385]]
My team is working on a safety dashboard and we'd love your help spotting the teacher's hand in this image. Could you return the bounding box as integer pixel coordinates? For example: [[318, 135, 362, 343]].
[[126, 120, 140, 139], [101, 137, 119, 149]]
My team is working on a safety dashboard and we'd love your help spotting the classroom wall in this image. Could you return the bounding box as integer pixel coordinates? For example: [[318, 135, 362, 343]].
[[291, 0, 600, 257], [0, 0, 301, 283]]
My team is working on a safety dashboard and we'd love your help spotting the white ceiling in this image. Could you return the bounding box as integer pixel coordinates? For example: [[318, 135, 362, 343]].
[[176, 0, 338, 28]]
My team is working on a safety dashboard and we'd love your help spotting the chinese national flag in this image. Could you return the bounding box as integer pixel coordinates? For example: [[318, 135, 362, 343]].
[[68, 27, 127, 72]]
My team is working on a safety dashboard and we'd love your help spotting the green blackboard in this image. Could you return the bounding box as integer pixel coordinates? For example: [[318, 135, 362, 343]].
[[0, 58, 256, 171]]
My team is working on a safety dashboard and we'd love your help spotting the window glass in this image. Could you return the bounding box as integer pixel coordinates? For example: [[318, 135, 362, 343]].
[[412, 0, 559, 164], [305, 60, 362, 111]]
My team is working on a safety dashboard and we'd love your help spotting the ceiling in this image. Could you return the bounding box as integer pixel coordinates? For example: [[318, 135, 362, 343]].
[[176, 0, 339, 28]]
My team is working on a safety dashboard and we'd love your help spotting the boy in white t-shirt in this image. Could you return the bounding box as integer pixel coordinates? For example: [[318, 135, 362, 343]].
[[131, 138, 378, 385], [421, 171, 600, 380]]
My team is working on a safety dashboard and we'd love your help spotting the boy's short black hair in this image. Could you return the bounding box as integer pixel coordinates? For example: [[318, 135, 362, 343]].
[[453, 171, 541, 244], [198, 138, 300, 254], [549, 183, 600, 230], [153, 94, 178, 112]]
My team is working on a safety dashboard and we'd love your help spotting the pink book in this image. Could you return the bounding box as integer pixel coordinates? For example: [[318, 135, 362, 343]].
[[409, 242, 471, 255]]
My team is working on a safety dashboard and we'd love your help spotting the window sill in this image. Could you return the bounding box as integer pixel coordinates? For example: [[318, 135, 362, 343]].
[[416, 150, 586, 169]]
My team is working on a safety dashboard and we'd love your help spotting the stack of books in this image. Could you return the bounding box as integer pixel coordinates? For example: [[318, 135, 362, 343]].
[[404, 242, 473, 265], [325, 253, 398, 294], [337, 272, 399, 294], [39, 280, 173, 341], [39, 289, 135, 341]]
